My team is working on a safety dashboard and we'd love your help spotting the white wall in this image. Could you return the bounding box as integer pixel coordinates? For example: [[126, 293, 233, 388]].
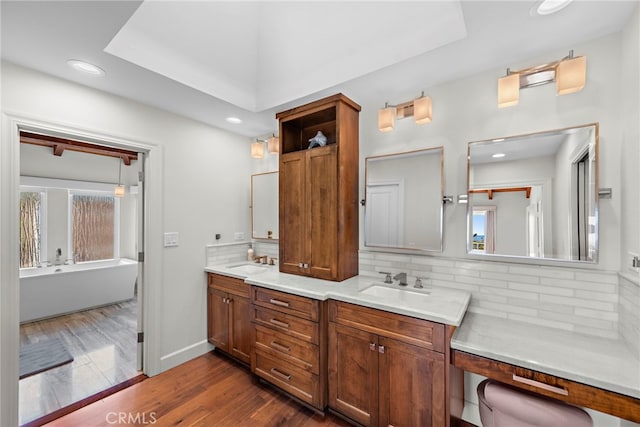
[[358, 32, 623, 271], [620, 4, 640, 274], [2, 60, 252, 391]]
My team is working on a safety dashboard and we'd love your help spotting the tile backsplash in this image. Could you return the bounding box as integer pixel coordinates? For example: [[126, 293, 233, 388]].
[[619, 273, 640, 358], [205, 241, 279, 266], [359, 251, 621, 339], [205, 242, 633, 342]]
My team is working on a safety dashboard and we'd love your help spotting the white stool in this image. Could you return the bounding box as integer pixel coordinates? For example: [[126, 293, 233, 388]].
[[477, 379, 592, 427]]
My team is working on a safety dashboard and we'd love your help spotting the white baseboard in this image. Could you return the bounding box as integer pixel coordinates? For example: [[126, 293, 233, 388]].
[[158, 339, 214, 373]]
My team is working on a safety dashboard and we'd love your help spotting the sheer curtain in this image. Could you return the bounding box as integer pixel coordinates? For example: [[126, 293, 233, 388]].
[[72, 194, 115, 262], [20, 192, 41, 268]]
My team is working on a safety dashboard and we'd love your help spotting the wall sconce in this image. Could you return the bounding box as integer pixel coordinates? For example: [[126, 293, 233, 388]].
[[498, 50, 586, 108], [267, 134, 279, 154], [114, 158, 125, 197], [251, 139, 265, 158], [378, 91, 432, 132]]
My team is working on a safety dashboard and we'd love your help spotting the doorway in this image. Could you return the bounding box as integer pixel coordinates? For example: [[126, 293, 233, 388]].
[[17, 131, 145, 425]]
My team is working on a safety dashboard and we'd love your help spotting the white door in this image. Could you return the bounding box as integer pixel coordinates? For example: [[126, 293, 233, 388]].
[[365, 183, 403, 247]]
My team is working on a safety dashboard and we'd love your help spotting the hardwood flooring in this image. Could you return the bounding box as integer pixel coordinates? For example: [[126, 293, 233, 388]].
[[45, 351, 352, 427], [20, 299, 139, 425]]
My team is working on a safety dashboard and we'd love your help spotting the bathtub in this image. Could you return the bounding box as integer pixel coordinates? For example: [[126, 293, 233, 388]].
[[20, 258, 138, 323]]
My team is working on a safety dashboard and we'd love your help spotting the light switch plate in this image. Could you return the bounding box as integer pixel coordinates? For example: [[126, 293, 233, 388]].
[[164, 232, 179, 247], [234, 232, 244, 241]]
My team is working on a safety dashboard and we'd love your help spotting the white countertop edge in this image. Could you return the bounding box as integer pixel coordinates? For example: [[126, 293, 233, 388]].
[[205, 264, 470, 326], [328, 292, 470, 326]]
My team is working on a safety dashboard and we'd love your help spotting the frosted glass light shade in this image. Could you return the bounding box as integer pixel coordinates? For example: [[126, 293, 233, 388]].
[[114, 185, 125, 197], [267, 136, 279, 154], [378, 107, 395, 132], [413, 96, 432, 124], [556, 56, 586, 95], [498, 73, 520, 108], [251, 141, 264, 158]]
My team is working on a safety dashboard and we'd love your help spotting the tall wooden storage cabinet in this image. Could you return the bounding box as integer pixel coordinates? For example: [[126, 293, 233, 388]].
[[277, 94, 360, 282]]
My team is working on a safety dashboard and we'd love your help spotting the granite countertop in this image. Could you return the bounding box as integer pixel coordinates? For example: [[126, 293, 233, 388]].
[[204, 262, 471, 326], [451, 312, 640, 399]]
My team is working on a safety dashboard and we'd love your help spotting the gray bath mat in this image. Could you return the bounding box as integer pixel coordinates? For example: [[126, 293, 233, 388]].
[[19, 337, 74, 379]]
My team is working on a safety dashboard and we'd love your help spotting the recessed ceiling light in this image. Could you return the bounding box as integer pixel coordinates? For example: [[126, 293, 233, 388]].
[[533, 0, 573, 16], [225, 117, 242, 124], [67, 59, 105, 76], [492, 153, 506, 158]]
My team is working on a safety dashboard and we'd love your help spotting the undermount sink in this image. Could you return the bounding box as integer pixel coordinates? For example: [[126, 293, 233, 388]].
[[226, 263, 269, 275], [359, 285, 430, 302]]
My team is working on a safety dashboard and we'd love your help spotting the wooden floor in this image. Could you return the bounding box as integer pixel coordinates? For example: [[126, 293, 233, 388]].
[[20, 299, 139, 425], [45, 351, 352, 427]]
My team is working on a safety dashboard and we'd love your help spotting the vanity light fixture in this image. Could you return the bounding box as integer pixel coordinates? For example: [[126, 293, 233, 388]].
[[378, 92, 433, 132], [114, 158, 125, 197], [251, 139, 265, 159], [498, 50, 586, 108], [267, 134, 279, 154]]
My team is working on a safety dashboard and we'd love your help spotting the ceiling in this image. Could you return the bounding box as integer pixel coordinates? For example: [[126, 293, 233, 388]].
[[1, 1, 637, 138]]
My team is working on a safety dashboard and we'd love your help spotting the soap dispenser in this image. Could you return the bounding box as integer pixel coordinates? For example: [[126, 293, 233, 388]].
[[247, 243, 254, 261]]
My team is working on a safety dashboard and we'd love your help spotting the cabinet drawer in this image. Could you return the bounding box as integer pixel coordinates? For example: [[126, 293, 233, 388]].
[[208, 273, 250, 298], [253, 306, 319, 344], [255, 325, 319, 374], [254, 348, 321, 407], [252, 287, 319, 321], [328, 300, 445, 353], [452, 350, 640, 423]]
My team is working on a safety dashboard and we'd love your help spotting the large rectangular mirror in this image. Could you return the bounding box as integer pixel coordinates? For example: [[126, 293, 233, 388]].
[[467, 123, 598, 262], [251, 171, 278, 240], [364, 147, 443, 252]]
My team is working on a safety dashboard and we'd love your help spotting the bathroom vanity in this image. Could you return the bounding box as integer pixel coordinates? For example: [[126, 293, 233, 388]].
[[204, 264, 470, 426]]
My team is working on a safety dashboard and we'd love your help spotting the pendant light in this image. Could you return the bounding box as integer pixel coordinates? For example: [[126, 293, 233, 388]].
[[114, 158, 125, 197]]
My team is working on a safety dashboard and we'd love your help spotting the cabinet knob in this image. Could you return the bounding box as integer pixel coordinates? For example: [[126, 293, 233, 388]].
[[378, 345, 385, 354], [369, 343, 376, 352]]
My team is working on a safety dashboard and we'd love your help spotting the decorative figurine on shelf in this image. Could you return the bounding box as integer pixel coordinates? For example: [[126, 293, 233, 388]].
[[307, 131, 327, 149]]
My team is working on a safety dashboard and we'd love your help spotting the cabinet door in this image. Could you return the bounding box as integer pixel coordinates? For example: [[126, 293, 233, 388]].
[[229, 295, 252, 364], [378, 336, 445, 427], [279, 151, 306, 275], [307, 146, 338, 280], [328, 323, 378, 426], [207, 288, 229, 353]]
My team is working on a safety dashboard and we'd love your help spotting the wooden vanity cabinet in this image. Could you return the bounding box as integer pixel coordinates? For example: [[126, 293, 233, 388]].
[[250, 286, 327, 410], [277, 93, 360, 282], [328, 300, 454, 427], [207, 273, 252, 365]]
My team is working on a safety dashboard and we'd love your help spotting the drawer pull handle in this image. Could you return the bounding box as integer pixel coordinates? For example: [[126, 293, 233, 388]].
[[269, 318, 290, 329], [270, 367, 292, 382], [271, 341, 291, 353], [512, 374, 569, 396], [269, 298, 290, 308]]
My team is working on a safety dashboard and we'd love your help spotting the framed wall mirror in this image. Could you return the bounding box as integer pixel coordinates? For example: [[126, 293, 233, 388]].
[[251, 171, 278, 240], [364, 147, 444, 252], [467, 123, 598, 263]]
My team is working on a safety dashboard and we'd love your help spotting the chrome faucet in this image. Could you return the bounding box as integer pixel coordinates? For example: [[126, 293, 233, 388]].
[[393, 272, 408, 286]]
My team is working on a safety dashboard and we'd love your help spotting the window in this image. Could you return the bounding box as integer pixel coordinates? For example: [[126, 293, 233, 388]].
[[20, 191, 45, 268], [71, 193, 118, 262]]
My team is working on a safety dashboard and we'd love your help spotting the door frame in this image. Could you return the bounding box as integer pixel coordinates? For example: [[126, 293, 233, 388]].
[[0, 112, 164, 427]]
